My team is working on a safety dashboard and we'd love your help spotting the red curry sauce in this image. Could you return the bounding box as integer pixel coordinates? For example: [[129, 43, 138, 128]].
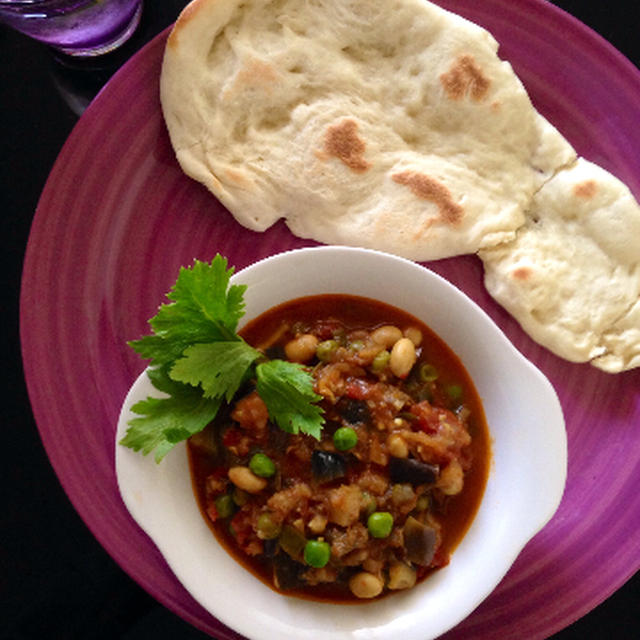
[[187, 294, 491, 602]]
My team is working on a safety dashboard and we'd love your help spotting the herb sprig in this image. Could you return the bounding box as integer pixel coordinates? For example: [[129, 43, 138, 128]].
[[120, 255, 324, 462]]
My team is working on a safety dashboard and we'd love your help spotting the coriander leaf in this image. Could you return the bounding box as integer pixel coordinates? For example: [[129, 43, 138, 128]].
[[144, 363, 184, 395], [170, 341, 261, 402], [169, 255, 246, 331], [119, 367, 221, 463], [129, 255, 247, 367], [256, 360, 324, 440], [164, 254, 247, 337], [122, 255, 328, 463]]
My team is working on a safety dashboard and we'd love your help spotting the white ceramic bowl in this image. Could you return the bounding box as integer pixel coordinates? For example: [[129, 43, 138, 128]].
[[116, 246, 567, 640]]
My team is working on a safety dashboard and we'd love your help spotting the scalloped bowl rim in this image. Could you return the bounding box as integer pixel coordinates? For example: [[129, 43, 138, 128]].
[[116, 246, 567, 640]]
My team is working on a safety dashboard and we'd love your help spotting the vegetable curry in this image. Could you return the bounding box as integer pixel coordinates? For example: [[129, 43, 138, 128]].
[[187, 294, 491, 601]]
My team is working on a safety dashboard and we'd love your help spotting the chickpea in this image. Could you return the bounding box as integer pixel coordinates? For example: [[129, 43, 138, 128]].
[[389, 337, 417, 378], [228, 466, 267, 494], [370, 325, 403, 348], [284, 333, 319, 363], [404, 326, 423, 347], [349, 571, 384, 599], [387, 433, 409, 458], [388, 561, 417, 590]]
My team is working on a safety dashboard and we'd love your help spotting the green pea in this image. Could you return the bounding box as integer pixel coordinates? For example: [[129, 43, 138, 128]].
[[333, 426, 358, 451], [367, 511, 393, 538], [419, 363, 439, 382], [349, 339, 365, 351], [446, 384, 463, 401], [303, 539, 331, 568], [316, 339, 338, 361], [249, 452, 276, 478], [214, 494, 234, 519], [371, 349, 390, 372]]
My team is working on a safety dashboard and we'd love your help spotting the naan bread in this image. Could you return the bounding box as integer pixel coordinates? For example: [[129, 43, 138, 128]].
[[160, 0, 575, 261], [479, 158, 640, 373]]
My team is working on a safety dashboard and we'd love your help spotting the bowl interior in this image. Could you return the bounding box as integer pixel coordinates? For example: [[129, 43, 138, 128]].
[[116, 246, 567, 640]]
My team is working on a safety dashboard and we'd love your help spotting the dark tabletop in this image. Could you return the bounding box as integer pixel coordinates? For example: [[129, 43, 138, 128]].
[[3, 1, 639, 639]]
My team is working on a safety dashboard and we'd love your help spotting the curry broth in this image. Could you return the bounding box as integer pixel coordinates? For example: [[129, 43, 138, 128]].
[[188, 294, 491, 602]]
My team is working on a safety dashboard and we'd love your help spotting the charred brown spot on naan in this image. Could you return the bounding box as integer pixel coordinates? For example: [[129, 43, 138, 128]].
[[224, 167, 251, 187], [440, 55, 491, 102], [511, 267, 533, 281], [322, 119, 371, 173], [161, 0, 577, 259], [225, 58, 280, 98], [573, 180, 598, 199], [479, 158, 640, 373], [392, 171, 464, 225]]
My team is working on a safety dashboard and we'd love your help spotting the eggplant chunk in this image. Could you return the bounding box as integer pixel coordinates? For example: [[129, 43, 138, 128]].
[[389, 457, 439, 485], [338, 398, 371, 425], [263, 538, 278, 558], [311, 450, 347, 482], [403, 516, 437, 566], [273, 554, 304, 591]]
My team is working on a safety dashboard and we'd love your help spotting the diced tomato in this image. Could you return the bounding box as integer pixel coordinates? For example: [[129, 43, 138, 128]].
[[206, 503, 219, 523], [313, 319, 344, 340], [408, 401, 461, 436], [431, 546, 451, 569], [230, 511, 250, 543], [346, 378, 370, 400], [416, 565, 430, 581], [409, 401, 440, 433]]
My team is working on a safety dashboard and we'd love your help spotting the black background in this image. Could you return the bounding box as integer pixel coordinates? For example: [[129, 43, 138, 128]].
[[2, 1, 639, 638]]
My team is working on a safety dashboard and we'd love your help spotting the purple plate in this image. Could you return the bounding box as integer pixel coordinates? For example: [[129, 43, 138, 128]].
[[20, 1, 640, 638]]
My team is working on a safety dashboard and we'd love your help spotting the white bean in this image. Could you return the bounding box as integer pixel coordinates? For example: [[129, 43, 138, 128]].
[[228, 466, 267, 494], [371, 325, 403, 348], [388, 561, 417, 590], [389, 337, 416, 378], [404, 327, 423, 347], [349, 571, 384, 598], [284, 333, 319, 363]]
